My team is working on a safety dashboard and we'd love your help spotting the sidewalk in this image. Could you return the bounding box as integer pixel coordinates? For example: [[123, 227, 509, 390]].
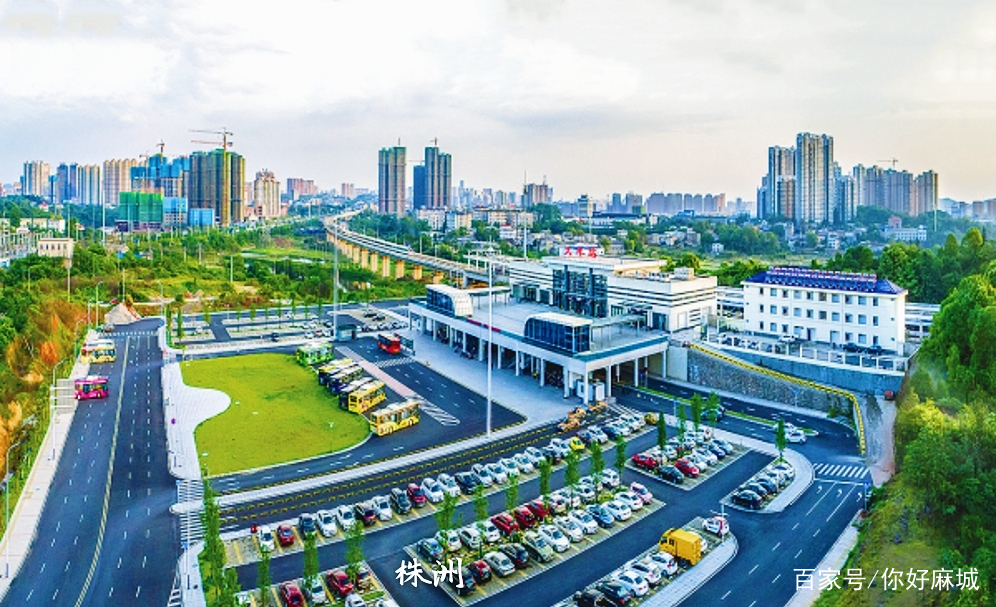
[[784, 513, 861, 607], [0, 353, 90, 600], [162, 362, 230, 481], [643, 535, 739, 607]]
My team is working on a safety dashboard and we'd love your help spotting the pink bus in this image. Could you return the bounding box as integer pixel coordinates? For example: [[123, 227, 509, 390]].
[[74, 376, 109, 400]]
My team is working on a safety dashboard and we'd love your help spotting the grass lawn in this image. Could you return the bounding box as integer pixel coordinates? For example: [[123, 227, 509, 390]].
[[185, 353, 371, 476]]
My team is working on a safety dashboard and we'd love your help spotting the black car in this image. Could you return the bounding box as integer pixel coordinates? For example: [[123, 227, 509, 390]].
[[448, 567, 476, 596], [390, 487, 412, 514], [594, 580, 633, 607], [706, 443, 727, 459], [455, 472, 481, 495], [541, 446, 562, 464], [753, 477, 778, 495], [657, 465, 685, 485], [269, 332, 279, 342], [744, 482, 770, 498], [574, 589, 613, 607], [576, 429, 594, 445], [354, 501, 377, 526], [866, 344, 885, 356], [500, 543, 530, 569], [417, 538, 444, 563], [298, 513, 317, 537], [732, 489, 763, 510], [712, 439, 734, 455], [602, 424, 624, 440], [586, 504, 615, 528], [842, 342, 862, 353]]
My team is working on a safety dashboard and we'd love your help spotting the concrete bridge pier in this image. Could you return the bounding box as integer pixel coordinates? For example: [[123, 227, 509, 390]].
[[381, 257, 392, 278], [395, 260, 405, 279], [412, 265, 423, 281]]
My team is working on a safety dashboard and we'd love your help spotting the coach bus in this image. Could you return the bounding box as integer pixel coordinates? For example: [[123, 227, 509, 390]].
[[328, 365, 365, 393], [75, 376, 109, 400], [368, 398, 421, 436], [377, 333, 402, 355], [347, 380, 387, 414], [80, 340, 116, 364], [338, 377, 375, 409], [317, 358, 354, 386], [296, 342, 335, 366]]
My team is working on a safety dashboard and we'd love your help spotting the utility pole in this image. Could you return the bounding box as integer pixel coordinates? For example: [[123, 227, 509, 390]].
[[486, 245, 494, 438], [333, 223, 339, 340]]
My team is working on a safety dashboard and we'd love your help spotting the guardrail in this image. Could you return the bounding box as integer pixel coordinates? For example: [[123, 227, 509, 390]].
[[689, 342, 866, 455]]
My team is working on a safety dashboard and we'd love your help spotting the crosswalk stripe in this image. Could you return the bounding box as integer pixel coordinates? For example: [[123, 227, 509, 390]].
[[813, 463, 869, 479]]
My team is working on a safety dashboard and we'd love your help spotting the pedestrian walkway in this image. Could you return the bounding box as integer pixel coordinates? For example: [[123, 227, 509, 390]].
[[162, 361, 230, 480], [642, 535, 739, 607], [813, 463, 869, 480], [0, 353, 90, 601]]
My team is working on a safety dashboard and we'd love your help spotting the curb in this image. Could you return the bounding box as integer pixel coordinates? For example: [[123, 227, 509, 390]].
[[643, 534, 739, 607]]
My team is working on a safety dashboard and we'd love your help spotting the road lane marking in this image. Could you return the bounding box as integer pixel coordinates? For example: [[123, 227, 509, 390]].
[[795, 549, 802, 559], [749, 564, 758, 575], [721, 590, 731, 600], [772, 542, 781, 551], [772, 574, 781, 584]]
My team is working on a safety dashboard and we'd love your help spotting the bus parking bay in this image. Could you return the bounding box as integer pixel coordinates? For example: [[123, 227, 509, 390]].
[[406, 499, 666, 606]]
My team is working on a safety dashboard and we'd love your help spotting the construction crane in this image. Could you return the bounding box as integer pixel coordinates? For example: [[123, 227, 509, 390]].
[[156, 140, 166, 155], [877, 157, 899, 169], [191, 127, 233, 151]]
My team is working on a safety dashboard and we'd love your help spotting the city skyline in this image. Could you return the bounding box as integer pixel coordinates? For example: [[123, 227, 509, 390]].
[[2, 1, 996, 201]]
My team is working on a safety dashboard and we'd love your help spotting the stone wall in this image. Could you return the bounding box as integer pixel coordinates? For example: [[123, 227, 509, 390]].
[[686, 348, 851, 414]]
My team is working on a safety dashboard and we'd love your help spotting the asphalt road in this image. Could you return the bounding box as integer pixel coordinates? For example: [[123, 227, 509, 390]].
[[209, 338, 526, 495], [1, 319, 178, 607]]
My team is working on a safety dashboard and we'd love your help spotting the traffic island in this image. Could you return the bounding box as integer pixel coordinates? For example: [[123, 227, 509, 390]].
[[720, 459, 796, 512], [233, 560, 397, 607], [404, 499, 665, 605], [627, 442, 751, 491]]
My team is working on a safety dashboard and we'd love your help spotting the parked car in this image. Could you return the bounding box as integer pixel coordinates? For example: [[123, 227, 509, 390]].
[[448, 567, 476, 596], [298, 513, 318, 538], [512, 453, 535, 473], [407, 483, 428, 507], [753, 476, 779, 495], [630, 557, 663, 586], [458, 526, 483, 551], [304, 577, 328, 605], [479, 519, 501, 543], [569, 509, 599, 534], [614, 570, 650, 597], [436, 473, 462, 497], [617, 491, 644, 511], [574, 589, 614, 607], [514, 505, 538, 529], [371, 495, 393, 521], [522, 530, 556, 563], [390, 487, 412, 514], [648, 551, 679, 576], [420, 478, 444, 503], [594, 580, 633, 606], [498, 458, 520, 479], [454, 472, 481, 495], [526, 498, 550, 521], [554, 515, 584, 542], [467, 560, 492, 585], [417, 538, 444, 563], [316, 511, 337, 537], [693, 448, 719, 466], [605, 499, 633, 521], [335, 506, 357, 531], [703, 516, 730, 537], [631, 453, 659, 471], [599, 469, 621, 488], [500, 543, 531, 569], [485, 462, 508, 484], [541, 445, 562, 464], [523, 447, 546, 465], [586, 503, 616, 528], [354, 565, 374, 591], [630, 483, 653, 504], [484, 551, 516, 577], [435, 529, 462, 552], [276, 524, 295, 547], [279, 582, 305, 607], [744, 481, 770, 498], [538, 524, 571, 552], [674, 458, 700, 478], [491, 512, 520, 537], [256, 524, 275, 551], [354, 501, 377, 526], [471, 464, 495, 486], [732, 489, 763, 510]]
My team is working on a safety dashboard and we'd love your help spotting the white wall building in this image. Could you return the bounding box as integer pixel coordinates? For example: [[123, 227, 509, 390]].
[[508, 255, 717, 332], [416, 208, 446, 231], [743, 267, 906, 352]]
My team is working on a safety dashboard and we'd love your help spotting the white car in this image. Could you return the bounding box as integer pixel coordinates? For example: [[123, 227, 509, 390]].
[[694, 449, 719, 467], [335, 505, 356, 531], [256, 525, 275, 551], [569, 509, 599, 535], [599, 469, 621, 488], [344, 593, 366, 607], [484, 551, 515, 577], [538, 524, 570, 553], [587, 426, 609, 443], [479, 519, 501, 543], [421, 478, 445, 504], [471, 464, 495, 487], [614, 570, 650, 597], [649, 551, 679, 576], [435, 529, 462, 552], [316, 510, 338, 537], [304, 331, 314, 339], [574, 484, 596, 504], [605, 499, 632, 521], [548, 493, 569, 515], [498, 458, 520, 479], [703, 516, 730, 537], [687, 452, 710, 470], [458, 526, 483, 551], [371, 495, 393, 521], [553, 516, 584, 542], [304, 576, 329, 605], [630, 557, 663, 586], [436, 473, 462, 498], [548, 438, 570, 458], [485, 462, 508, 484], [523, 447, 545, 465], [786, 430, 807, 444], [557, 488, 583, 509], [618, 491, 644, 511], [512, 453, 535, 474]]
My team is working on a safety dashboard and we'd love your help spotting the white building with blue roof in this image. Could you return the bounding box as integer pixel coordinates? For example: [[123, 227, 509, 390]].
[[742, 266, 907, 353]]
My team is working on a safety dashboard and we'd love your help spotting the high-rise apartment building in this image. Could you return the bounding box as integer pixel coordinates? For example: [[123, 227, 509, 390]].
[[765, 145, 795, 219], [188, 149, 245, 226], [77, 165, 102, 207], [286, 178, 317, 200], [103, 159, 140, 208], [341, 183, 356, 199], [882, 170, 912, 214], [378, 146, 406, 217], [794, 133, 834, 224], [523, 182, 551, 208], [412, 145, 451, 211], [56, 163, 78, 203], [912, 171, 938, 216], [834, 163, 857, 224], [131, 155, 189, 197], [253, 169, 282, 219], [21, 161, 50, 197]]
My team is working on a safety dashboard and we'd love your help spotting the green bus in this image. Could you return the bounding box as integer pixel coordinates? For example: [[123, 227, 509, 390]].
[[296, 342, 335, 366]]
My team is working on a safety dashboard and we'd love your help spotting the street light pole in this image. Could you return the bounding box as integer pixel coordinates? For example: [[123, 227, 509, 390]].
[[156, 280, 165, 318], [49, 358, 68, 461], [4, 440, 24, 578], [486, 247, 493, 439], [93, 281, 103, 329]]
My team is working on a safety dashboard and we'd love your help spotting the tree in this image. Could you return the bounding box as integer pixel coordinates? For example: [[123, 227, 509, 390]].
[[564, 450, 581, 494], [200, 477, 226, 605], [678, 252, 701, 272], [473, 486, 489, 557], [590, 440, 605, 483], [303, 534, 319, 586], [436, 492, 458, 534], [614, 435, 627, 477], [690, 393, 703, 433], [344, 520, 365, 583], [176, 308, 185, 340], [705, 392, 721, 429], [257, 548, 272, 606], [249, 306, 257, 322], [202, 303, 211, 326], [538, 458, 552, 507], [775, 418, 787, 461], [656, 413, 667, 453], [676, 402, 688, 443], [504, 472, 519, 515], [220, 568, 240, 607]]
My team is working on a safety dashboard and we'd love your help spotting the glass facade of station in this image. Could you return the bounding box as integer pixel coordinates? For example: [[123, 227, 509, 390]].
[[524, 317, 592, 354], [552, 267, 608, 318]]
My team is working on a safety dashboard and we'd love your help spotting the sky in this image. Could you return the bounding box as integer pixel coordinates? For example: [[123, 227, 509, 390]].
[[2, 0, 996, 202]]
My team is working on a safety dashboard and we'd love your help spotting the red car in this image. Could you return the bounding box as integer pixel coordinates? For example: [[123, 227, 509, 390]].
[[491, 512, 519, 537], [631, 453, 659, 471], [674, 458, 700, 478], [276, 524, 295, 547], [407, 483, 427, 508], [325, 568, 354, 597], [525, 499, 550, 520], [468, 560, 492, 584], [279, 582, 305, 607], [513, 505, 536, 529]]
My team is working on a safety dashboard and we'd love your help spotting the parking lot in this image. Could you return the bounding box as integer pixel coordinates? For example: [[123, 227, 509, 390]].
[[234, 559, 397, 607], [721, 459, 796, 512], [707, 332, 909, 372], [627, 438, 751, 492]]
